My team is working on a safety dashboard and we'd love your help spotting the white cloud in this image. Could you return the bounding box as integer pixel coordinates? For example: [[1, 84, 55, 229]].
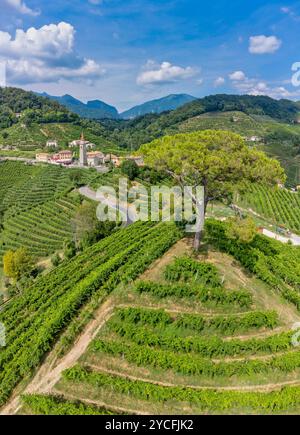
[[229, 71, 246, 81], [4, 0, 40, 16], [214, 77, 225, 87], [137, 61, 198, 85], [0, 22, 106, 85], [0, 23, 74, 61], [249, 35, 282, 54], [6, 58, 105, 84], [229, 72, 300, 99]]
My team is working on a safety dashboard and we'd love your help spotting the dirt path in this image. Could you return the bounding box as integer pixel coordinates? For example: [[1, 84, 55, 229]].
[[2, 238, 300, 414], [139, 238, 192, 282], [83, 363, 300, 393], [0, 298, 116, 415], [204, 250, 300, 326], [52, 390, 145, 415]]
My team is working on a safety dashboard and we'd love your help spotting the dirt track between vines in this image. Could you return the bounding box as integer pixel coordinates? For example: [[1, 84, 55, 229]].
[[0, 298, 116, 415], [82, 362, 300, 393], [2, 236, 300, 415], [2, 296, 300, 415]]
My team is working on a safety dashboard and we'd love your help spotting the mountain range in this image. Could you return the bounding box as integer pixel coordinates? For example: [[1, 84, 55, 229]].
[[120, 94, 197, 119], [37, 92, 197, 120], [37, 93, 119, 120]]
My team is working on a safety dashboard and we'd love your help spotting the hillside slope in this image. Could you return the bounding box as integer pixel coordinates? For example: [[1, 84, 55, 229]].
[[0, 87, 122, 154], [0, 121, 120, 154], [120, 94, 197, 119], [101, 95, 300, 185], [38, 93, 119, 120], [0, 221, 182, 407]]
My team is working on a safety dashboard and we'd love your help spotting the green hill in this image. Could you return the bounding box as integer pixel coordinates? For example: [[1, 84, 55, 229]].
[[0, 87, 122, 154], [19, 221, 300, 415], [100, 95, 300, 186], [0, 221, 182, 406], [120, 94, 197, 119], [38, 93, 120, 120], [0, 121, 121, 154], [0, 87, 77, 129], [1, 90, 300, 184]]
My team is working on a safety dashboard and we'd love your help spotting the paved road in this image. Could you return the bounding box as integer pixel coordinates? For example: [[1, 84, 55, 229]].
[[79, 185, 133, 225], [234, 204, 300, 246], [0, 156, 34, 163], [262, 228, 300, 246]]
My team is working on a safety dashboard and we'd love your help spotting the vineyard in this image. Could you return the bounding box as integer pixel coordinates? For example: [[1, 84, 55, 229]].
[[237, 184, 300, 233], [0, 161, 129, 262], [0, 122, 120, 154], [0, 162, 79, 261], [25, 226, 298, 415], [21, 394, 119, 415], [0, 221, 182, 407], [1, 159, 300, 415]]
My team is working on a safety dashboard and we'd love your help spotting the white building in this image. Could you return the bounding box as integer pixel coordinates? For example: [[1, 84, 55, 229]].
[[46, 140, 58, 148], [247, 136, 261, 142], [69, 139, 86, 148], [69, 136, 96, 149], [87, 151, 105, 167]]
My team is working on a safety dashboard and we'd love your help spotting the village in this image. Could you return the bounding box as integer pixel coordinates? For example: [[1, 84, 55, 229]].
[[35, 134, 144, 169]]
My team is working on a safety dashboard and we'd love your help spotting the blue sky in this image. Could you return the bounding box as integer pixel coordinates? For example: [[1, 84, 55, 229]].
[[1, 0, 300, 111]]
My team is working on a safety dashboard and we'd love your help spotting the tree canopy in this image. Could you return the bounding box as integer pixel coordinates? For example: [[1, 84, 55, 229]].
[[121, 159, 140, 180], [3, 247, 34, 282], [139, 130, 286, 248]]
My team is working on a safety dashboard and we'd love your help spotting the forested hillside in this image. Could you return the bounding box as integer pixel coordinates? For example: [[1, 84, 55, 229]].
[[101, 94, 300, 147], [0, 87, 120, 153], [0, 87, 78, 129], [100, 95, 300, 185], [1, 90, 300, 184]]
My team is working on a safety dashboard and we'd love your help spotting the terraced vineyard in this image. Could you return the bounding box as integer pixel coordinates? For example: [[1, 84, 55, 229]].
[[0, 161, 128, 261], [237, 184, 300, 233], [0, 122, 120, 154], [0, 161, 79, 260], [0, 221, 182, 408], [20, 221, 299, 415], [0, 197, 78, 258]]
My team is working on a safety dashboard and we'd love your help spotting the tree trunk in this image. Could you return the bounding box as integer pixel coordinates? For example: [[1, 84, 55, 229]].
[[193, 229, 203, 250], [193, 198, 208, 251]]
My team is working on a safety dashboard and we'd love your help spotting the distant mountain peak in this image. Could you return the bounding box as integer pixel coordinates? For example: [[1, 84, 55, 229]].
[[120, 94, 197, 119], [37, 93, 119, 119]]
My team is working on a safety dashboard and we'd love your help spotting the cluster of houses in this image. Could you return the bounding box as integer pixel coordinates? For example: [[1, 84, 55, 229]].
[[35, 134, 144, 169]]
